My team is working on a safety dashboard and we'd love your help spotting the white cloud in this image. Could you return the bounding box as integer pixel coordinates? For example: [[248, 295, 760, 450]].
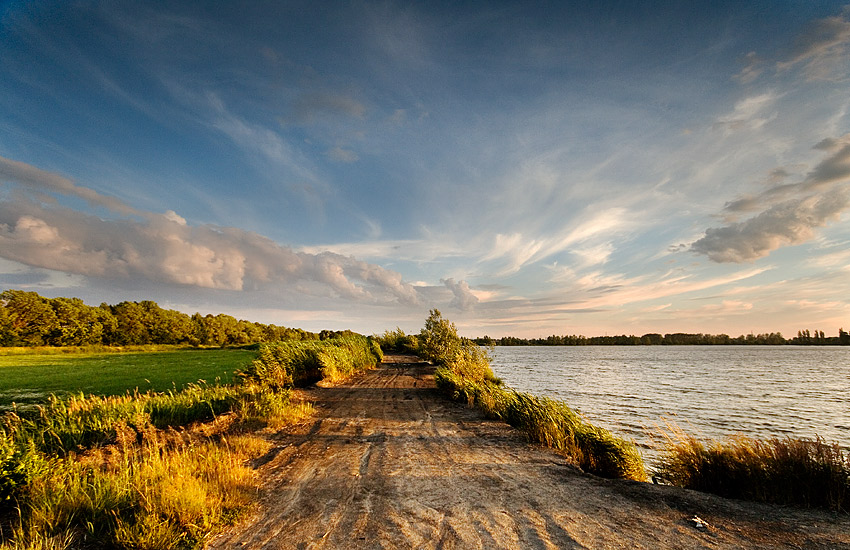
[[695, 134, 850, 262], [713, 92, 777, 133], [0, 158, 421, 306], [0, 155, 141, 217], [207, 93, 320, 183], [734, 51, 764, 84], [555, 266, 772, 310], [483, 208, 630, 275], [441, 277, 479, 311], [692, 190, 849, 262]]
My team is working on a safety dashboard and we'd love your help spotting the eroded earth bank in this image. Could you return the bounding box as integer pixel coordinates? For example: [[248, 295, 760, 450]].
[[208, 354, 850, 550]]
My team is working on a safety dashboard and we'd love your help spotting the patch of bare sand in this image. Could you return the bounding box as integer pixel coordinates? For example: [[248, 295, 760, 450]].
[[207, 354, 850, 549]]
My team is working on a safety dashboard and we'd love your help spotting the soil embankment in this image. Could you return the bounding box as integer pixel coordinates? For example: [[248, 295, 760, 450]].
[[208, 354, 850, 549]]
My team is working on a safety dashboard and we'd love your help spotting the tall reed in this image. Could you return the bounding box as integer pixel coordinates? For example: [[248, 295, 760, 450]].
[[239, 335, 382, 388], [434, 366, 646, 480], [421, 309, 645, 481], [655, 426, 849, 511]]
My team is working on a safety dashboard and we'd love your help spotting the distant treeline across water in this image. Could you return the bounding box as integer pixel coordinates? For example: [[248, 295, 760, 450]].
[[477, 329, 850, 347]]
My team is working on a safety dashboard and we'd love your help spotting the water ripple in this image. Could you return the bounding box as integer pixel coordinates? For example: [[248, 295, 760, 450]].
[[491, 345, 850, 465]]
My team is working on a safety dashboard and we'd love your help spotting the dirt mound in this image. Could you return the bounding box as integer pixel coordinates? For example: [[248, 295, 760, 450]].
[[208, 354, 850, 549]]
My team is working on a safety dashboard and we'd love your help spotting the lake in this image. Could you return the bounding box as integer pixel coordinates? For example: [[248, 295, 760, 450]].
[[489, 346, 850, 465]]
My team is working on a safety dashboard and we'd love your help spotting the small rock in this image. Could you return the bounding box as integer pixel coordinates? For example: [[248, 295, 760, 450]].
[[688, 516, 710, 531]]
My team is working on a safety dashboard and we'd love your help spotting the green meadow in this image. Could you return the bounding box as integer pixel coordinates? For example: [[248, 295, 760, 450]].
[[0, 348, 256, 408]]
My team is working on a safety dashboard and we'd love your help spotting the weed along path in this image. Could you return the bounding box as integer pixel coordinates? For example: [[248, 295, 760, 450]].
[[208, 354, 850, 550]]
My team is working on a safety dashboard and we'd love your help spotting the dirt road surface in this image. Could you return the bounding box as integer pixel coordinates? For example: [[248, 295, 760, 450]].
[[208, 354, 850, 549]]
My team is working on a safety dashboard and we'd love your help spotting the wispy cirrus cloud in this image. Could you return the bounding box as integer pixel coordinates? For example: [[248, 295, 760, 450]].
[[482, 207, 630, 275], [776, 9, 850, 81], [713, 92, 778, 133], [0, 156, 142, 217]]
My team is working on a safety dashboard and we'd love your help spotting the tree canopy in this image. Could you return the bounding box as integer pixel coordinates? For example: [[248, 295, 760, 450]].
[[0, 289, 318, 347]]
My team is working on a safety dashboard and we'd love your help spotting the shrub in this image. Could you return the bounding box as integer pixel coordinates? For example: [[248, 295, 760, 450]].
[[24, 394, 148, 455], [419, 309, 461, 365], [240, 341, 323, 389], [375, 328, 420, 354], [145, 384, 239, 429], [233, 384, 313, 428]]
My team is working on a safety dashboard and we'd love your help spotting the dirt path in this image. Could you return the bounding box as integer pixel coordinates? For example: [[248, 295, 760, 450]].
[[208, 355, 850, 549]]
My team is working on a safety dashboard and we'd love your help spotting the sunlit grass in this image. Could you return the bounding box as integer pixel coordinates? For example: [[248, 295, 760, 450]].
[[0, 339, 331, 548], [1, 431, 271, 549], [0, 349, 254, 408]]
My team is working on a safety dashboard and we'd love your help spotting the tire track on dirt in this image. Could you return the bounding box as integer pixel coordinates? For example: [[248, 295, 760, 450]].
[[207, 354, 850, 550]]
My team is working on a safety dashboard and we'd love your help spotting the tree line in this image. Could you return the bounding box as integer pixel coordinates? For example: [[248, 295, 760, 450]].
[[0, 289, 323, 347], [476, 329, 850, 346]]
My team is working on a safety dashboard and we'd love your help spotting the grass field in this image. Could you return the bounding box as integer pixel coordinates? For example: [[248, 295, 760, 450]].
[[0, 348, 256, 409]]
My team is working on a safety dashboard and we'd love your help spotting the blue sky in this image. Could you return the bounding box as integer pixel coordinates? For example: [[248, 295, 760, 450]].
[[1, 1, 849, 337]]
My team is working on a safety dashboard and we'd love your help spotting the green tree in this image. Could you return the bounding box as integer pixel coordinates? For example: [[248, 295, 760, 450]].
[[0, 290, 58, 346], [0, 305, 12, 346], [47, 297, 108, 346], [110, 301, 151, 345]]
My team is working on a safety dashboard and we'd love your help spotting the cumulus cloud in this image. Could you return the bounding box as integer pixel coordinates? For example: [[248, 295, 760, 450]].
[[698, 134, 850, 262], [441, 277, 479, 311], [0, 158, 421, 305], [776, 10, 850, 81], [692, 190, 849, 262]]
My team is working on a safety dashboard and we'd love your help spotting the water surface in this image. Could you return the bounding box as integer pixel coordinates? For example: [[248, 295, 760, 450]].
[[489, 346, 850, 464]]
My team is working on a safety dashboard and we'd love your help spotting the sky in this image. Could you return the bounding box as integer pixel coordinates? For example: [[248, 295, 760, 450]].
[[1, 1, 850, 338]]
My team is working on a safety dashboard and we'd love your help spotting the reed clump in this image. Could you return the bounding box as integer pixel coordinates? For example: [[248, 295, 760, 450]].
[[655, 426, 850, 511], [238, 334, 382, 388], [435, 367, 645, 480], [422, 309, 645, 481]]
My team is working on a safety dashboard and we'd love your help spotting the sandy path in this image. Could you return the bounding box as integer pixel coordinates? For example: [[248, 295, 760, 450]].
[[207, 354, 850, 549]]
